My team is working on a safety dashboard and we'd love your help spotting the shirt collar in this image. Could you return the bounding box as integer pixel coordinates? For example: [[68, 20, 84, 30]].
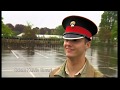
[[65, 61, 86, 76], [53, 58, 96, 77]]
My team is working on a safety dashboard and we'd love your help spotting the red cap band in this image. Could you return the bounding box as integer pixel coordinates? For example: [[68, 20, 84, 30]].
[[65, 26, 92, 38]]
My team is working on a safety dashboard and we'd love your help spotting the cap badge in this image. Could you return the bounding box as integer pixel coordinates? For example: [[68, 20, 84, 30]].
[[70, 21, 76, 27]]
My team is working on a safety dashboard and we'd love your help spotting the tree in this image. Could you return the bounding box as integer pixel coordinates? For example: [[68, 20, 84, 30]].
[[6, 23, 15, 31], [98, 11, 117, 45], [2, 17, 16, 38], [55, 25, 64, 35], [32, 27, 40, 34], [111, 20, 117, 41], [22, 23, 37, 39], [14, 24, 25, 34], [98, 26, 111, 43], [50, 29, 56, 35]]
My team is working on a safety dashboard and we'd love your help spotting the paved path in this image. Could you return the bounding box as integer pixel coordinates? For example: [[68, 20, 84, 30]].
[[2, 48, 117, 78]]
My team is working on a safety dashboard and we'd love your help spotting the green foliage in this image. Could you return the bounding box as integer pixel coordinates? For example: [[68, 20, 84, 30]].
[[99, 11, 117, 30], [111, 20, 117, 40], [98, 11, 117, 45], [2, 19, 16, 38], [98, 27, 111, 43], [22, 24, 37, 39], [55, 25, 64, 35]]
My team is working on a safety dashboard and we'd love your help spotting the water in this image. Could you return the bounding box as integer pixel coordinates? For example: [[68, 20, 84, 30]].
[[2, 46, 118, 77], [86, 46, 117, 77]]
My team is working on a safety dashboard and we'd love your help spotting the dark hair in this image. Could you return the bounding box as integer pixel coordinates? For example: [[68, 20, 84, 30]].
[[85, 38, 90, 43]]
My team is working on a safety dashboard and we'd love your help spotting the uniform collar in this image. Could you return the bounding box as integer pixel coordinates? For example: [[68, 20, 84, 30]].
[[53, 61, 68, 77], [53, 58, 97, 77], [65, 61, 86, 76]]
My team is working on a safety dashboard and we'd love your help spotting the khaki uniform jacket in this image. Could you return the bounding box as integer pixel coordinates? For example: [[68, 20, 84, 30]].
[[49, 58, 105, 78]]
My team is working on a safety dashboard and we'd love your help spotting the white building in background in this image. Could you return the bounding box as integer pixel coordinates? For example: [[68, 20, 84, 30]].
[[17, 33, 63, 39], [17, 33, 25, 37], [36, 34, 63, 39]]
